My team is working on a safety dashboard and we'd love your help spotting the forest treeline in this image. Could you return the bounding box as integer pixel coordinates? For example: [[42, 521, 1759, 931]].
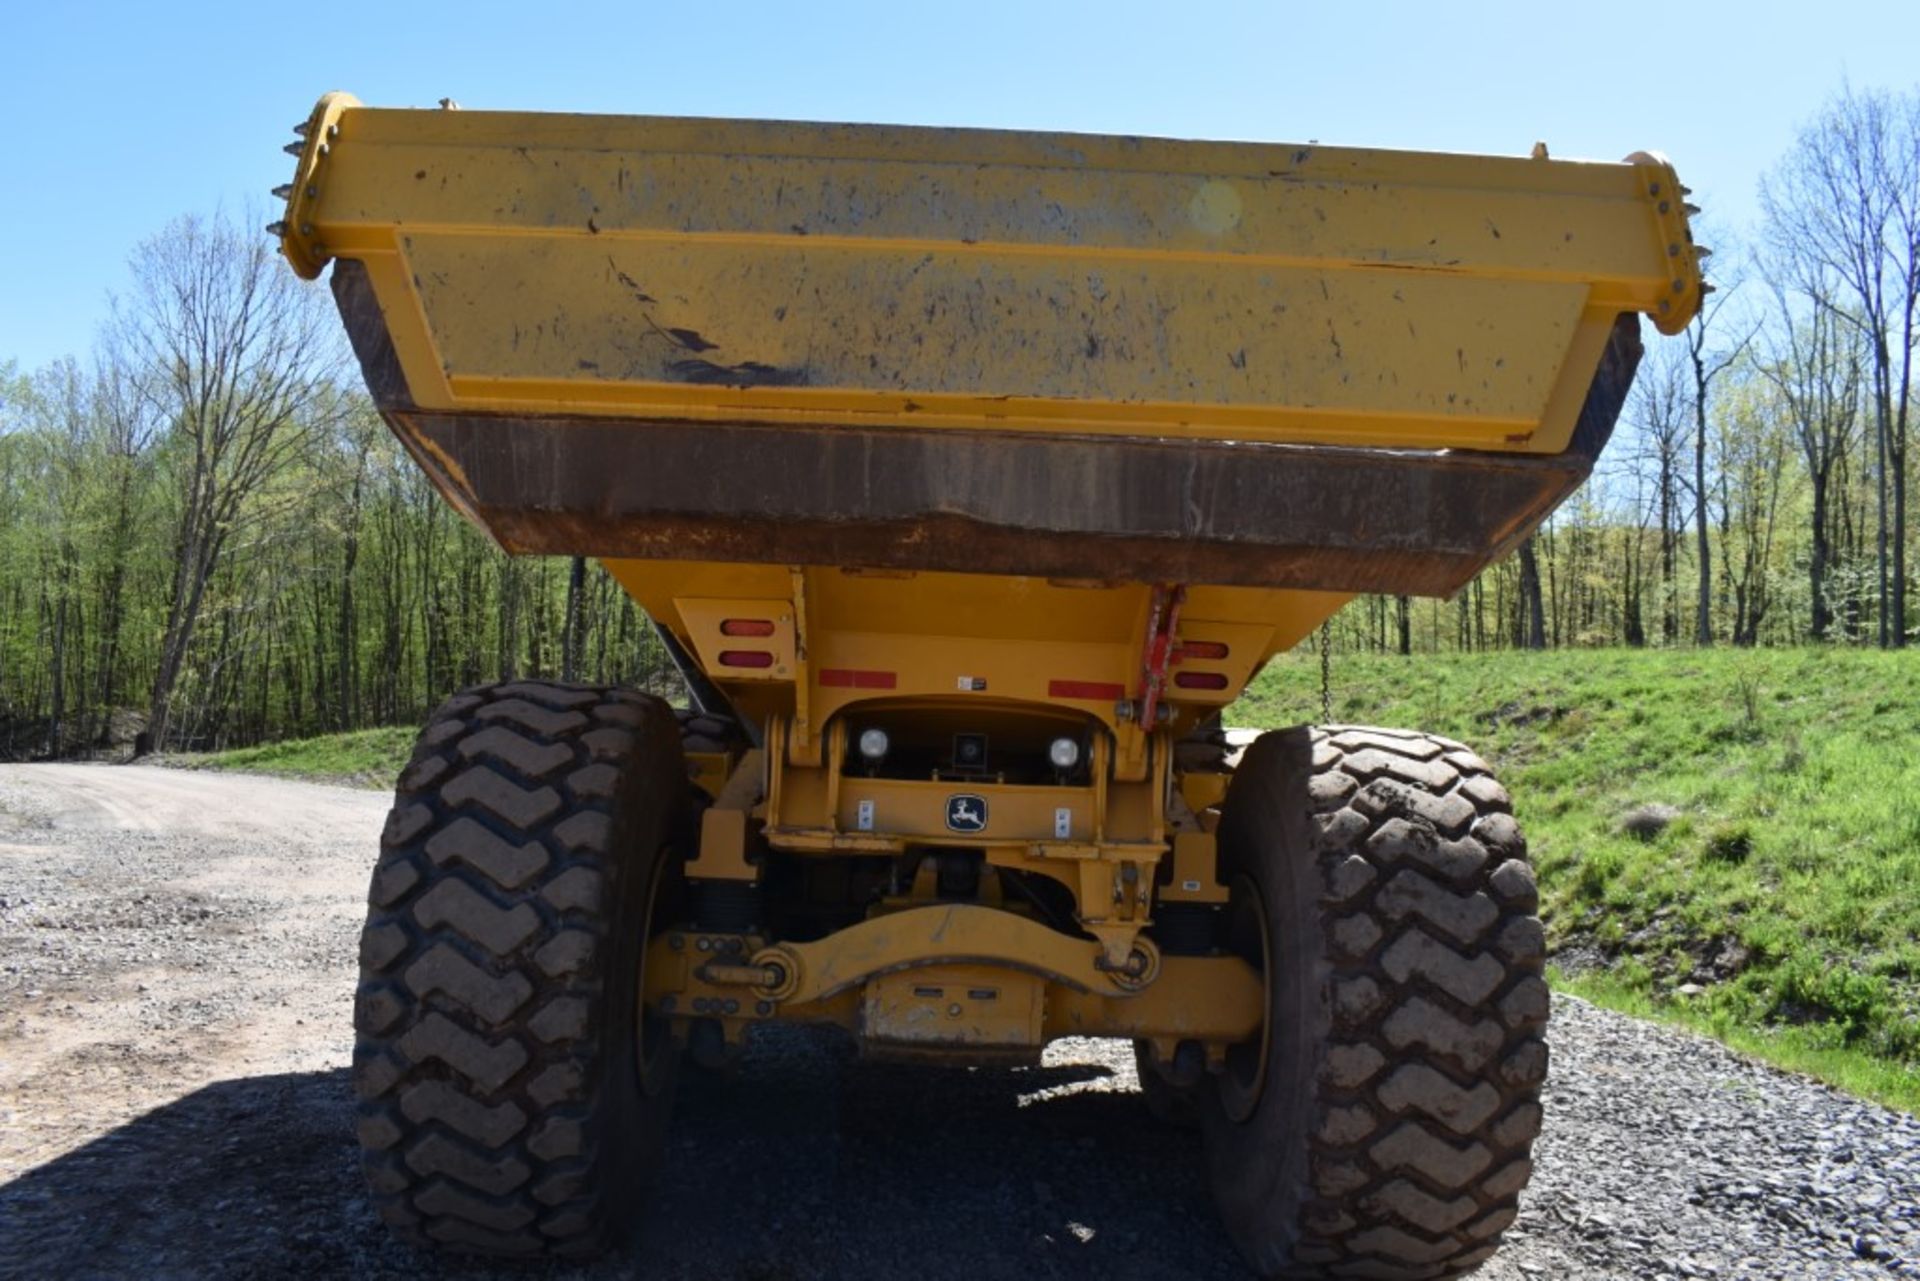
[[0, 218, 681, 758], [1, 85, 1916, 758]]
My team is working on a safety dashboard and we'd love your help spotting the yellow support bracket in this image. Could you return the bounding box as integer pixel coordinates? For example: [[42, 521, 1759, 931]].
[[641, 916, 1265, 1049], [754, 903, 1157, 1004]]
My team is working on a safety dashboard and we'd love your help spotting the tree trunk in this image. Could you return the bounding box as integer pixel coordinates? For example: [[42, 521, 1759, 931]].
[[1659, 461, 1677, 643], [46, 555, 70, 758], [148, 525, 204, 751], [1810, 482, 1832, 640], [563, 555, 587, 681], [1624, 527, 1646, 647], [337, 453, 367, 729], [1875, 357, 1891, 647], [1694, 391, 1713, 646], [1518, 538, 1546, 650], [1894, 429, 1908, 647]]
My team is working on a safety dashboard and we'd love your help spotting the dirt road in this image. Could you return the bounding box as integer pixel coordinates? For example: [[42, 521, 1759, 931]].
[[1, 763, 1914, 1279]]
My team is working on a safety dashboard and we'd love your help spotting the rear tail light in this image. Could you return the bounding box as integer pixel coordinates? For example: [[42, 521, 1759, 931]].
[[1049, 679, 1126, 700], [820, 668, 898, 689]]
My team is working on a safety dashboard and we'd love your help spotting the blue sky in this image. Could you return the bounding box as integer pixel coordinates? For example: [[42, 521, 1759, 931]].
[[4, 0, 1916, 371]]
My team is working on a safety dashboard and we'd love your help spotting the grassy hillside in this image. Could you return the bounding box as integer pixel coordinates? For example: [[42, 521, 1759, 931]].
[[175, 725, 416, 788], [1235, 647, 1920, 1111]]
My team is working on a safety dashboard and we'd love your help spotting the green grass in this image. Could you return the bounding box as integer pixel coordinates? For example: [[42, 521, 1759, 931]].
[[1232, 646, 1920, 1113], [176, 725, 416, 787]]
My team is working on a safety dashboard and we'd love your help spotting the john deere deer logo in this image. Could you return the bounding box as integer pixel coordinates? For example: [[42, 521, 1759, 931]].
[[946, 794, 988, 833]]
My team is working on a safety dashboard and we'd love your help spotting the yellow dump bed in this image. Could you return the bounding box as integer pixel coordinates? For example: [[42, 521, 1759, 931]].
[[277, 93, 1702, 596]]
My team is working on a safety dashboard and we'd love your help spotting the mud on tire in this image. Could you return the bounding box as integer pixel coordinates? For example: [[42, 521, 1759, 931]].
[[1203, 726, 1547, 1279], [354, 681, 687, 1257]]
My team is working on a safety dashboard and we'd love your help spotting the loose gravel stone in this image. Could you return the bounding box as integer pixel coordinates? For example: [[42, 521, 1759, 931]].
[[1476, 998, 1920, 1281], [0, 763, 1915, 1279]]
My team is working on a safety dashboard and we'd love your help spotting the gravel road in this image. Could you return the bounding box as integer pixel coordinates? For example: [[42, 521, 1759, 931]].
[[1, 763, 1915, 1280]]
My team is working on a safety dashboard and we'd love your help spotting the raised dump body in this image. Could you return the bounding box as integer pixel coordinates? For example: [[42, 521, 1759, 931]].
[[279, 93, 1702, 1278]]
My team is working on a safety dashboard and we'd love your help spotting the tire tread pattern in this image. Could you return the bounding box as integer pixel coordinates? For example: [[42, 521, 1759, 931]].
[[1238, 725, 1547, 1279], [354, 681, 681, 1257]]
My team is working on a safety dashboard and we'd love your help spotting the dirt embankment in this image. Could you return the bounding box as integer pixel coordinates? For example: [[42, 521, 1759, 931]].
[[0, 763, 1915, 1279]]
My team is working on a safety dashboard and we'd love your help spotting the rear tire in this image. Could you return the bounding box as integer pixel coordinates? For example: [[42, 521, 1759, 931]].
[[1133, 1040, 1199, 1126], [1202, 726, 1547, 1279], [674, 707, 747, 759], [354, 681, 687, 1258]]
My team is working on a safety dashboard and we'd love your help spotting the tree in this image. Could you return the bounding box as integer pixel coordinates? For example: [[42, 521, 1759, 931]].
[[1628, 343, 1693, 642], [114, 211, 349, 749], [1762, 85, 1920, 647], [1683, 251, 1753, 646], [1714, 371, 1794, 645], [1757, 267, 1863, 640], [24, 362, 90, 756], [82, 338, 160, 744]]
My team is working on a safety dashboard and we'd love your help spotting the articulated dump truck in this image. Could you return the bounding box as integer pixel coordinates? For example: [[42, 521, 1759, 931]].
[[274, 92, 1703, 1277]]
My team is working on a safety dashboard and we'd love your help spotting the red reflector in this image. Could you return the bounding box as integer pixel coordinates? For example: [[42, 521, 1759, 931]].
[[1180, 639, 1230, 660], [819, 667, 897, 689], [718, 650, 774, 669], [1049, 679, 1126, 701], [1174, 671, 1230, 690], [720, 618, 776, 637]]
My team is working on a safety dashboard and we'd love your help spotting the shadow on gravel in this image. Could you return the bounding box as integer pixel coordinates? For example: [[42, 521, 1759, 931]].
[[0, 1029, 1242, 1281], [0, 1067, 378, 1280]]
